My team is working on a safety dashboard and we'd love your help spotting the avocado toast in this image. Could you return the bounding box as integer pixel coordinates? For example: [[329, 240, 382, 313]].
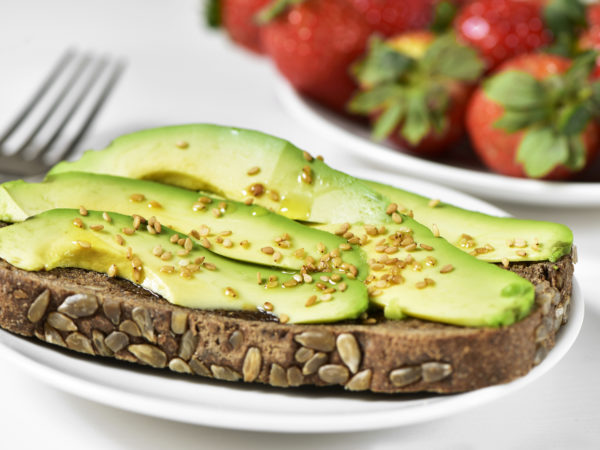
[[0, 124, 575, 393]]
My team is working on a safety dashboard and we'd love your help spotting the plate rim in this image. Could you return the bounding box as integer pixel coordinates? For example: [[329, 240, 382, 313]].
[[0, 172, 585, 433], [275, 78, 600, 206]]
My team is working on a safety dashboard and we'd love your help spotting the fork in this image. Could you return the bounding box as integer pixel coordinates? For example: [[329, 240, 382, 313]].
[[0, 49, 125, 179]]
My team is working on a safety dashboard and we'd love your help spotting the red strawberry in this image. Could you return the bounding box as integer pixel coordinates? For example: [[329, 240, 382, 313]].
[[348, 0, 436, 37], [454, 0, 552, 70], [207, 0, 271, 54], [259, 0, 372, 111], [587, 2, 600, 27], [466, 53, 600, 179], [349, 31, 484, 155]]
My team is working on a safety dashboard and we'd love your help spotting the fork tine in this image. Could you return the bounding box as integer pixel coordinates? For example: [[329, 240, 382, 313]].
[[13, 53, 92, 157], [35, 56, 109, 160], [52, 58, 125, 162], [0, 49, 75, 149]]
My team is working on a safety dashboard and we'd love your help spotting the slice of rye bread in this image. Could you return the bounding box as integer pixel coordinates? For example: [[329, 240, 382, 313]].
[[0, 252, 573, 394]]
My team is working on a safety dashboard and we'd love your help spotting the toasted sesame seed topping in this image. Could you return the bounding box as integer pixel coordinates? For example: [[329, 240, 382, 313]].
[[223, 238, 233, 248], [273, 251, 282, 262], [153, 221, 162, 234], [257, 272, 263, 285], [160, 265, 175, 273], [175, 140, 189, 149], [79, 205, 88, 216], [261, 246, 274, 255], [263, 301, 274, 311], [244, 197, 254, 205], [303, 274, 313, 283], [249, 183, 265, 197], [192, 202, 206, 212], [161, 251, 173, 261], [365, 225, 378, 236], [316, 155, 324, 161], [339, 243, 352, 251], [211, 208, 221, 218], [391, 212, 403, 224], [133, 215, 142, 230], [501, 257, 510, 268], [516, 250, 527, 257], [440, 264, 454, 273], [184, 238, 193, 251], [269, 190, 280, 201], [386, 203, 398, 215], [194, 256, 205, 264], [279, 313, 290, 324], [247, 166, 260, 176], [201, 238, 211, 249], [203, 262, 216, 270], [108, 264, 118, 277], [303, 151, 313, 161], [170, 234, 179, 243], [405, 243, 417, 252], [177, 249, 190, 256], [89, 224, 104, 232], [75, 240, 91, 249], [240, 240, 250, 248], [115, 234, 125, 246], [283, 279, 298, 288], [305, 295, 317, 307], [130, 193, 145, 202], [224, 287, 237, 298], [320, 293, 333, 302], [294, 248, 305, 259], [420, 243, 433, 251], [152, 245, 164, 257], [428, 198, 440, 208], [338, 282, 348, 292], [431, 224, 440, 237], [102, 212, 112, 223], [146, 224, 156, 235], [317, 242, 325, 253], [131, 257, 143, 270], [122, 227, 134, 236], [72, 217, 84, 228], [415, 281, 427, 289]]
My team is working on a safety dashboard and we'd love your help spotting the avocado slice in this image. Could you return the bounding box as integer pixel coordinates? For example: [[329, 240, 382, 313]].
[[48, 124, 572, 263], [48, 124, 389, 224], [313, 218, 535, 327], [0, 172, 367, 275], [362, 179, 573, 263], [0, 209, 368, 324]]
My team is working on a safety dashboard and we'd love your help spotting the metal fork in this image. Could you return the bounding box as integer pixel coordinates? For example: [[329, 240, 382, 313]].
[[0, 49, 125, 179]]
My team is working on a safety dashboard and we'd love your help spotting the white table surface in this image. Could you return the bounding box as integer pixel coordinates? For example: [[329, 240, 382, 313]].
[[1, 1, 599, 448]]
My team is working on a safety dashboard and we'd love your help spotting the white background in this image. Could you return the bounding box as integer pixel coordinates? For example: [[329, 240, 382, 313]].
[[1, 0, 599, 448]]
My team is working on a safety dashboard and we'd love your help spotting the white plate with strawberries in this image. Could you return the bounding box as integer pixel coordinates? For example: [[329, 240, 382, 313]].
[[277, 78, 600, 207]]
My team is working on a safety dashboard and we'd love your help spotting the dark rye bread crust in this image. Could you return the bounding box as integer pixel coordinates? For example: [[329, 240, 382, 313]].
[[0, 255, 573, 394]]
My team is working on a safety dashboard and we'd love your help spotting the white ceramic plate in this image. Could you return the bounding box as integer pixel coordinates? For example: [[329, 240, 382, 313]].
[[276, 79, 600, 206], [0, 172, 584, 433]]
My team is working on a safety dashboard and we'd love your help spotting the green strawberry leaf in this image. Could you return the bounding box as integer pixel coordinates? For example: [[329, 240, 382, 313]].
[[401, 90, 431, 145], [421, 34, 484, 82], [353, 37, 416, 87], [565, 135, 587, 171], [557, 103, 592, 135], [516, 127, 569, 178], [484, 71, 547, 110], [205, 0, 221, 27], [430, 1, 458, 34], [373, 101, 406, 141], [493, 109, 549, 133], [256, 0, 305, 24], [543, 0, 586, 38], [561, 50, 598, 95], [347, 84, 404, 114]]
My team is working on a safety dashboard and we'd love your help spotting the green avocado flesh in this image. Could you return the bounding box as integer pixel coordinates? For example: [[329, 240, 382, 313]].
[[0, 172, 367, 274], [0, 209, 368, 324], [48, 124, 389, 224], [313, 217, 535, 327], [362, 179, 573, 264]]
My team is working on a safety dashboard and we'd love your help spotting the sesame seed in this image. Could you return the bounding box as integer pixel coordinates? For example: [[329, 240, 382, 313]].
[[108, 264, 118, 277], [122, 227, 134, 236], [199, 225, 210, 236], [75, 240, 91, 249], [371, 263, 384, 271], [203, 262, 216, 270], [184, 238, 193, 251], [303, 274, 313, 283], [279, 314, 290, 324], [223, 238, 233, 248], [405, 243, 417, 252], [370, 289, 383, 297], [170, 234, 180, 243], [244, 197, 254, 205], [161, 251, 173, 261], [192, 202, 206, 212], [240, 240, 250, 248], [321, 293, 333, 301], [179, 268, 192, 279], [335, 223, 350, 235], [72, 217, 84, 228], [201, 238, 211, 249], [263, 301, 274, 311], [516, 250, 527, 257], [420, 243, 433, 251], [154, 221, 162, 234], [177, 249, 190, 256], [338, 282, 348, 292], [131, 257, 143, 270], [160, 265, 175, 273], [146, 224, 156, 235], [257, 272, 263, 285], [194, 256, 205, 264], [303, 151, 313, 161], [175, 140, 189, 149], [102, 212, 112, 223], [425, 278, 435, 286], [501, 258, 510, 268], [152, 245, 164, 256], [87, 224, 102, 232], [212, 208, 221, 218], [189, 229, 200, 239], [247, 166, 260, 176], [428, 198, 440, 208], [261, 246, 274, 255], [249, 183, 265, 197], [392, 212, 403, 224], [115, 234, 125, 246], [224, 287, 237, 298], [266, 280, 278, 288], [365, 225, 378, 236], [385, 246, 398, 254], [269, 190, 280, 201], [375, 280, 387, 289], [132, 269, 142, 283], [415, 281, 427, 289], [79, 205, 88, 216], [514, 239, 527, 248], [305, 295, 317, 307], [424, 256, 437, 266], [294, 248, 305, 258], [386, 203, 398, 215], [378, 226, 387, 235], [317, 242, 325, 253], [316, 155, 324, 161], [440, 264, 454, 273], [339, 243, 352, 251], [283, 279, 298, 288], [133, 215, 142, 230], [273, 251, 282, 262], [130, 193, 145, 202], [432, 224, 440, 237]]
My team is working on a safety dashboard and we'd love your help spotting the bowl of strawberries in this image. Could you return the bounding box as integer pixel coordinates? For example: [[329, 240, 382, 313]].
[[207, 0, 600, 204]]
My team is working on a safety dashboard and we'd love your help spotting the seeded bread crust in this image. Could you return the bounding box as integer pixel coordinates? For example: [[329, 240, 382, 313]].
[[0, 254, 573, 394]]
